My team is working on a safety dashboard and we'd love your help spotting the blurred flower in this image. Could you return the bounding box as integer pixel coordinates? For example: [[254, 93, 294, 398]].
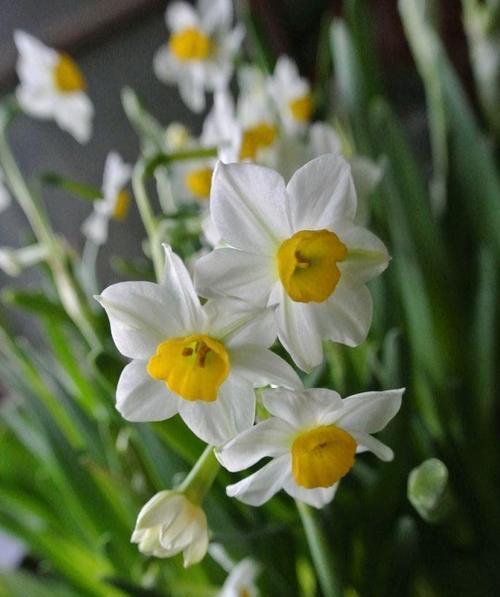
[[218, 387, 404, 508], [194, 155, 389, 371], [132, 490, 208, 567], [267, 56, 313, 134], [14, 30, 93, 143], [154, 0, 244, 113], [0, 168, 11, 212], [0, 243, 49, 277], [96, 244, 300, 445], [81, 152, 132, 245], [219, 557, 260, 597]]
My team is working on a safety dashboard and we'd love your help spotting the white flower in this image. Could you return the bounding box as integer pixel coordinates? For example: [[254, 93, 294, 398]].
[[14, 30, 93, 143], [217, 387, 404, 509], [0, 243, 49, 277], [267, 56, 312, 134], [96, 244, 300, 446], [154, 0, 244, 113], [219, 558, 260, 597], [0, 168, 11, 213], [194, 155, 390, 372], [81, 152, 132, 245], [132, 490, 208, 567]]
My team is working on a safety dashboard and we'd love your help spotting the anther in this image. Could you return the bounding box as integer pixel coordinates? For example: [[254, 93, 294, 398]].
[[182, 347, 193, 356]]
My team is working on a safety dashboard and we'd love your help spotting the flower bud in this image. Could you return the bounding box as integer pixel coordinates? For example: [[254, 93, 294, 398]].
[[132, 490, 208, 567]]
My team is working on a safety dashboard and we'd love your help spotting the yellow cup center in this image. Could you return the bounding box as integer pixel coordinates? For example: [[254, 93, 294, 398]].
[[147, 334, 230, 402], [112, 189, 130, 221], [185, 167, 213, 200], [276, 229, 347, 303], [169, 28, 213, 61], [292, 425, 357, 489], [288, 94, 312, 122], [53, 54, 86, 93], [239, 122, 278, 160]]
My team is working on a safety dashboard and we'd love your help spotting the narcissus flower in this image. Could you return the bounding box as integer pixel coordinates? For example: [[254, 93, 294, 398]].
[[96, 244, 300, 445], [14, 30, 93, 143], [81, 152, 132, 245], [132, 490, 208, 566], [194, 155, 390, 371], [154, 0, 244, 113], [267, 56, 313, 133], [217, 387, 404, 508]]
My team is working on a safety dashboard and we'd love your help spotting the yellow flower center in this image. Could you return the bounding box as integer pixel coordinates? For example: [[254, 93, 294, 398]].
[[185, 167, 213, 200], [112, 189, 130, 221], [276, 229, 347, 303], [288, 94, 312, 122], [239, 589, 251, 597], [239, 123, 278, 160], [292, 425, 357, 489], [53, 54, 86, 93], [169, 28, 213, 61], [147, 334, 230, 402]]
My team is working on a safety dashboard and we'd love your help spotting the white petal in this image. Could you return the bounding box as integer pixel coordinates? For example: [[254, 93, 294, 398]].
[[275, 289, 323, 372], [102, 152, 131, 201], [166, 2, 199, 31], [352, 431, 394, 462], [16, 86, 55, 119], [154, 46, 179, 83], [229, 346, 302, 389], [116, 360, 179, 422], [350, 156, 383, 200], [309, 122, 342, 156], [14, 30, 57, 74], [262, 387, 342, 429], [194, 247, 275, 306], [286, 154, 357, 230], [178, 374, 255, 445], [81, 210, 108, 245], [54, 93, 93, 143], [216, 417, 293, 471], [178, 69, 206, 113], [162, 244, 205, 330], [205, 298, 277, 348], [282, 472, 339, 508], [226, 454, 290, 506], [311, 284, 373, 348], [334, 389, 404, 434], [220, 559, 260, 596], [96, 281, 180, 359], [210, 161, 291, 255], [182, 521, 209, 567], [336, 222, 390, 285], [135, 492, 183, 530], [199, 0, 232, 32]]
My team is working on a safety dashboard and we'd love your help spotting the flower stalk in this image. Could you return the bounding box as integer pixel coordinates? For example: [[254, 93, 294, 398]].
[[296, 500, 341, 597]]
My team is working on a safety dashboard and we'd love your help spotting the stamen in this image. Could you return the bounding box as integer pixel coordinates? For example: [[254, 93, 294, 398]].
[[182, 347, 193, 356], [294, 251, 310, 269]]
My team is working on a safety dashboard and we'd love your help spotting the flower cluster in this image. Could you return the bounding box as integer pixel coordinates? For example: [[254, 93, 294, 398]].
[[6, 0, 403, 580]]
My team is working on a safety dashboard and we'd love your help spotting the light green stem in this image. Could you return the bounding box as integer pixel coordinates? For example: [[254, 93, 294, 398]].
[[0, 101, 101, 350], [132, 159, 165, 282], [296, 500, 341, 597], [180, 445, 220, 505]]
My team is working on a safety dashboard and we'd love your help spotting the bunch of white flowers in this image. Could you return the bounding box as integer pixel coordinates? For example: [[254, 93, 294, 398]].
[[4, 1, 403, 588]]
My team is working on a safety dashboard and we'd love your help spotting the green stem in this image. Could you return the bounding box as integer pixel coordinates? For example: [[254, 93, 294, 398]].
[[180, 446, 220, 505], [132, 160, 165, 282], [0, 99, 101, 351], [296, 500, 341, 597]]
